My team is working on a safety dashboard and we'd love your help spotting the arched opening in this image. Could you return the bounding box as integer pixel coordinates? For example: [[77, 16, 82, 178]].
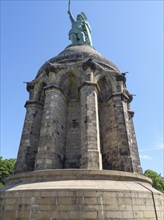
[[98, 76, 113, 103], [61, 73, 81, 168], [35, 81, 47, 103], [98, 76, 114, 170]]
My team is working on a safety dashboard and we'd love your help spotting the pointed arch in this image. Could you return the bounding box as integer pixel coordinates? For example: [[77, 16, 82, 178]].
[[33, 80, 47, 103], [97, 76, 113, 102]]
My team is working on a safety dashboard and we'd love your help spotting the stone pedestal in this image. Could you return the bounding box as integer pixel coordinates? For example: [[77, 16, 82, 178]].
[[0, 170, 163, 220]]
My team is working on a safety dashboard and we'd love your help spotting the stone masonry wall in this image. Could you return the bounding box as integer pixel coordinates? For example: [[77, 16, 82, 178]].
[[127, 110, 143, 174], [1, 186, 163, 220], [65, 101, 81, 168], [99, 95, 134, 172], [14, 101, 43, 173]]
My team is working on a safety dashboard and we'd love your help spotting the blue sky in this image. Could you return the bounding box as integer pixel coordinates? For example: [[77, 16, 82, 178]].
[[1, 0, 163, 175]]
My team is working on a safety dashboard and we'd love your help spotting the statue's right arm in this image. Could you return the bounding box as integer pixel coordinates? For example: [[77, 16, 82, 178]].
[[68, 10, 75, 23]]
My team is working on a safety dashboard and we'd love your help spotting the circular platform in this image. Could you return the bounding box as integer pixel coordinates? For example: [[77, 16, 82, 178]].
[[5, 169, 151, 185], [1, 170, 163, 220]]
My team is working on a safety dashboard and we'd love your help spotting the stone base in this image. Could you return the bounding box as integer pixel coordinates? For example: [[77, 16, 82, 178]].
[[0, 170, 164, 220]]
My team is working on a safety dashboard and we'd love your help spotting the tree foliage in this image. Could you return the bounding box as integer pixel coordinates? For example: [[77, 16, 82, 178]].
[[144, 169, 164, 193], [0, 157, 16, 188]]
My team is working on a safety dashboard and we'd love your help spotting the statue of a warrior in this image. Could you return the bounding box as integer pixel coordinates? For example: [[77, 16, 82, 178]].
[[67, 0, 92, 46]]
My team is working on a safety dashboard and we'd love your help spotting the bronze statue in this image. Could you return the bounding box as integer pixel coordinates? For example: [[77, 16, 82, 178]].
[[68, 0, 92, 46]]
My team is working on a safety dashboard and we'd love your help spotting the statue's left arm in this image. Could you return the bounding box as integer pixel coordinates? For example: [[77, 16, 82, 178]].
[[84, 21, 92, 33], [82, 20, 93, 46]]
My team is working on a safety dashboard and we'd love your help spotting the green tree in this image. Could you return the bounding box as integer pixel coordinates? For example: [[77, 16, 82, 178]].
[[144, 169, 164, 193], [0, 157, 16, 188]]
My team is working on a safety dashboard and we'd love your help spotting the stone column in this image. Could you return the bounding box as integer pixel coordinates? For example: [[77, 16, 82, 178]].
[[128, 110, 143, 174], [100, 92, 142, 173], [80, 82, 102, 170], [34, 85, 67, 170], [14, 101, 43, 173]]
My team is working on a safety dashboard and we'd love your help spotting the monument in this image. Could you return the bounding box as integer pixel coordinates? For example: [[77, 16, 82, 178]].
[[0, 1, 163, 219]]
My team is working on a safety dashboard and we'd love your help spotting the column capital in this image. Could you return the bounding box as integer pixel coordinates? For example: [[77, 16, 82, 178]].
[[82, 58, 96, 72], [80, 81, 100, 93], [44, 84, 62, 92], [108, 92, 133, 103], [44, 84, 68, 102], [45, 64, 59, 76], [24, 100, 43, 108], [128, 110, 134, 119], [116, 74, 126, 83]]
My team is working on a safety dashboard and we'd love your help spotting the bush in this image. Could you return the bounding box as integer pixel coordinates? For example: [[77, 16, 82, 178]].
[[144, 169, 164, 193], [0, 157, 16, 188]]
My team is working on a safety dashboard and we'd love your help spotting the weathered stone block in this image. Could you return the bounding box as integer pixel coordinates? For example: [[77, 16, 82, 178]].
[[143, 210, 156, 218], [83, 197, 100, 205], [59, 197, 76, 205]]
